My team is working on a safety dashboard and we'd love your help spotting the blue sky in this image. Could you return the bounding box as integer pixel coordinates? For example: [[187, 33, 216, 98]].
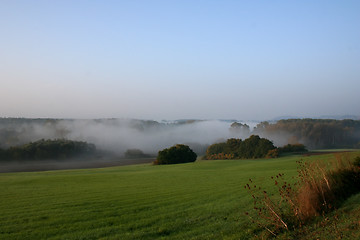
[[1, 0, 359, 120]]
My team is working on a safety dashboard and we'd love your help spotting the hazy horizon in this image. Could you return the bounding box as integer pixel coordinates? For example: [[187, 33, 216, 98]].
[[1, 1, 359, 120], [0, 115, 359, 122]]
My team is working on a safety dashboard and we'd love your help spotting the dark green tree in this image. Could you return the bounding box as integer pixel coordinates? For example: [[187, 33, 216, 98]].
[[155, 144, 197, 165]]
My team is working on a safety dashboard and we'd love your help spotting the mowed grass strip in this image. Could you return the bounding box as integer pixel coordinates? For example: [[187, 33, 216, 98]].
[[0, 152, 359, 239]]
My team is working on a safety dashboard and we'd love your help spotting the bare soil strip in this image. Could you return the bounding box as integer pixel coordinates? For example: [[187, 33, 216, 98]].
[[0, 158, 155, 173]]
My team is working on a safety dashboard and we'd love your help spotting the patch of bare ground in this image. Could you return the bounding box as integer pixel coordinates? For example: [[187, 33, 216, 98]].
[[0, 158, 155, 173]]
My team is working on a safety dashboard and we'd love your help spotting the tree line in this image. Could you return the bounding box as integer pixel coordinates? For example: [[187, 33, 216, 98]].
[[0, 139, 96, 161]]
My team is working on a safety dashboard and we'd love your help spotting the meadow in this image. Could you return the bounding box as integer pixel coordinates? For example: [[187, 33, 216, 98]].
[[1, 152, 360, 239]]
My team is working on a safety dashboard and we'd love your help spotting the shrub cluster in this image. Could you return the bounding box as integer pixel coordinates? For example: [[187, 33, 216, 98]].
[[265, 148, 280, 158], [154, 144, 197, 165], [0, 139, 96, 161], [204, 135, 276, 160], [278, 143, 308, 154]]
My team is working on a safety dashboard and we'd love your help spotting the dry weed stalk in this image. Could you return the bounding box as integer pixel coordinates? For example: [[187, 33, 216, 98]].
[[245, 174, 300, 236]]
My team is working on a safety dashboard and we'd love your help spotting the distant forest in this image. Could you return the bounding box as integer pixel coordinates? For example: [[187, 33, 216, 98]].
[[253, 119, 360, 149]]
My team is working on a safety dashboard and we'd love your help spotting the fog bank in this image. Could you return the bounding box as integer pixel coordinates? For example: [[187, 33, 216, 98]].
[[0, 119, 258, 156]]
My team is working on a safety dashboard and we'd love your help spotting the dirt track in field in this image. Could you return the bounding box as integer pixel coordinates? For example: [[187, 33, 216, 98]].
[[0, 158, 156, 173]]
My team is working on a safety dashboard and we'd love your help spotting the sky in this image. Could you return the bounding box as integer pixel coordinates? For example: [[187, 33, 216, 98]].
[[1, 0, 359, 121]]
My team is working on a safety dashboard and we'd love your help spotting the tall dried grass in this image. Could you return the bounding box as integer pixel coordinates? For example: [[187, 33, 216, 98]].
[[245, 153, 360, 237]]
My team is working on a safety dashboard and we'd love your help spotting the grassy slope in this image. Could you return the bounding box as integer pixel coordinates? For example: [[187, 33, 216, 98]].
[[0, 152, 359, 239]]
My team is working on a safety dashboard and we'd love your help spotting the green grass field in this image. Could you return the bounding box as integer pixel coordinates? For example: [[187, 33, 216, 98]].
[[1, 152, 360, 239]]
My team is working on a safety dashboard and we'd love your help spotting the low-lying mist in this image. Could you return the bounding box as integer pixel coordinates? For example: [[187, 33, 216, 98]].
[[0, 119, 259, 157]]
